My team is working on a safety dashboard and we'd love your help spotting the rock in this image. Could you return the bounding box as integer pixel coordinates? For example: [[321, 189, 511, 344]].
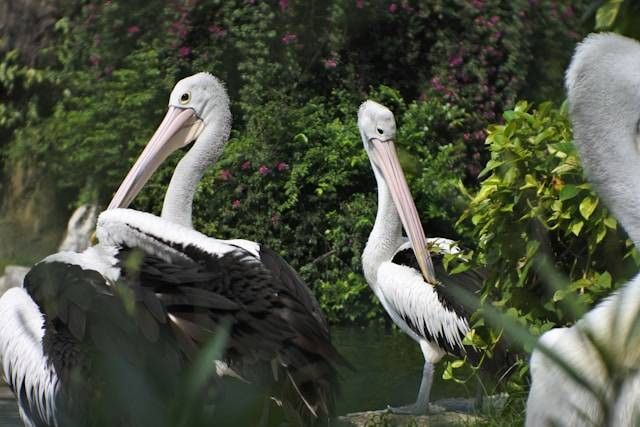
[[338, 410, 483, 427], [57, 204, 98, 253], [0, 265, 29, 294]]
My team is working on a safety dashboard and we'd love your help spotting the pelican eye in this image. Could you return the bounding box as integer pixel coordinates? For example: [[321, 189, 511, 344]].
[[179, 92, 191, 105], [376, 127, 384, 135]]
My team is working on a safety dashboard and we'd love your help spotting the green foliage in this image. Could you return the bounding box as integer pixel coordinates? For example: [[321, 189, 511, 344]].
[[454, 100, 640, 386], [1, 0, 590, 323], [587, 0, 640, 39]]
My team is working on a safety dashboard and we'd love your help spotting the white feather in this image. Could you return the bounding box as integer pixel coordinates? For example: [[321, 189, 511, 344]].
[[98, 208, 260, 260], [376, 262, 469, 353], [0, 287, 59, 426]]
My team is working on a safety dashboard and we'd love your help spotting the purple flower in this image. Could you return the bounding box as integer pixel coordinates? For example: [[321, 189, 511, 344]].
[[449, 55, 463, 67], [431, 76, 444, 92], [276, 162, 289, 171], [356, 0, 364, 8], [279, 0, 288, 12], [563, 6, 574, 19], [241, 161, 251, 170], [209, 25, 227, 37], [178, 46, 191, 58], [231, 199, 241, 208], [388, 3, 397, 13], [127, 25, 140, 35], [281, 33, 297, 45], [258, 165, 271, 175], [220, 169, 232, 181], [490, 15, 500, 24], [323, 58, 338, 69]]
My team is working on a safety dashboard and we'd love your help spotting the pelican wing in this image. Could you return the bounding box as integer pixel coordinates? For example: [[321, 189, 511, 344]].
[[377, 261, 471, 357]]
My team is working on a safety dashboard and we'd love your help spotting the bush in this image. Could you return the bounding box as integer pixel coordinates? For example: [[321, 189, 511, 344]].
[[453, 101, 640, 388], [1, 0, 590, 322]]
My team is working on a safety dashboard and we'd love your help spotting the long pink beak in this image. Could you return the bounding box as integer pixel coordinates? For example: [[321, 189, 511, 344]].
[[108, 106, 204, 210], [370, 138, 437, 284]]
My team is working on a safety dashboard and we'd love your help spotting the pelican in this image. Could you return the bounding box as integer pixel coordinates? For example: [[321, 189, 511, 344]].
[[0, 74, 342, 426], [108, 73, 328, 328], [526, 33, 640, 426], [358, 100, 482, 414]]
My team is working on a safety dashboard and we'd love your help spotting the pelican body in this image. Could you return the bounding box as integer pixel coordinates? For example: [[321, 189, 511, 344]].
[[358, 101, 481, 414], [0, 73, 342, 426], [526, 33, 640, 426]]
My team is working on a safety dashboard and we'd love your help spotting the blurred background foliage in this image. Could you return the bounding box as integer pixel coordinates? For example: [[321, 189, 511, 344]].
[[4, 0, 638, 396]]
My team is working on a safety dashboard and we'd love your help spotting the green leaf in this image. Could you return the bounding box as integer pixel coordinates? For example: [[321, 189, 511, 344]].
[[519, 174, 538, 190], [595, 0, 624, 30], [570, 220, 584, 236], [559, 184, 580, 201], [450, 360, 465, 368], [604, 216, 617, 229], [579, 196, 598, 220]]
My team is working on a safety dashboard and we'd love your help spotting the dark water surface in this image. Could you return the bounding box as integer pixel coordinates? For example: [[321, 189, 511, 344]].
[[0, 325, 473, 424], [331, 324, 472, 415]]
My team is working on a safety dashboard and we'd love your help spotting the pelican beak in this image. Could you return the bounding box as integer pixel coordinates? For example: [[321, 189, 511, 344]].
[[108, 106, 204, 210], [370, 138, 437, 284]]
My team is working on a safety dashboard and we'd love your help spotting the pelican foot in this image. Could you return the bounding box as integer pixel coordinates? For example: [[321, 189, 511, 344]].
[[386, 402, 445, 415]]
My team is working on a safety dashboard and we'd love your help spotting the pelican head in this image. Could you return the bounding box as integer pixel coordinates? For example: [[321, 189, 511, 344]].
[[358, 100, 436, 284], [108, 72, 231, 210], [567, 33, 640, 245]]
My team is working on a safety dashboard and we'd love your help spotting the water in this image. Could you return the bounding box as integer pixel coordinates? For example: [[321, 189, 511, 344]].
[[332, 324, 472, 414], [0, 325, 474, 424]]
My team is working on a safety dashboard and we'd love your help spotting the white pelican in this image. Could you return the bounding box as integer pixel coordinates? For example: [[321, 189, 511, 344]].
[[525, 33, 640, 426], [358, 100, 481, 414], [0, 73, 342, 426]]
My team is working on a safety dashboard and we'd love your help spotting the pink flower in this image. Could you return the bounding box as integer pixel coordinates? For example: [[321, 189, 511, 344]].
[[271, 213, 280, 226], [474, 130, 486, 140], [490, 15, 500, 24], [279, 0, 288, 12], [127, 25, 140, 34], [323, 58, 338, 69], [241, 161, 251, 170], [463, 132, 470, 141], [104, 66, 113, 76], [276, 162, 289, 171], [258, 165, 271, 175], [431, 76, 444, 92], [231, 199, 241, 208], [281, 33, 297, 45], [449, 55, 463, 67], [388, 3, 397, 12], [209, 25, 227, 37], [89, 55, 100, 66], [94, 35, 102, 45], [178, 46, 191, 58], [356, 0, 364, 8], [220, 169, 232, 181]]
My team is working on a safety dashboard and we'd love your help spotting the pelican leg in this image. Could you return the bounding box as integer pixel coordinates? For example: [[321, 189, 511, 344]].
[[388, 361, 444, 415]]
